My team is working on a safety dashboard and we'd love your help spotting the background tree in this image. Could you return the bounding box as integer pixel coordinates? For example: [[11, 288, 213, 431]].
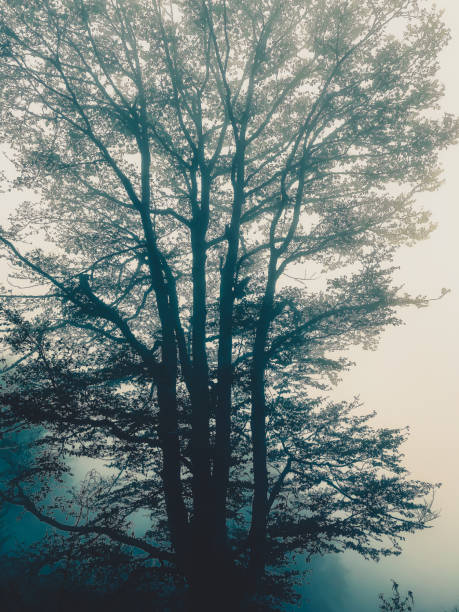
[[0, 0, 456, 609], [378, 580, 414, 612]]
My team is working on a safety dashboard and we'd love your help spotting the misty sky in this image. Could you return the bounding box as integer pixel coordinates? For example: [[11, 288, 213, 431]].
[[0, 1, 458, 610], [306, 1, 459, 609]]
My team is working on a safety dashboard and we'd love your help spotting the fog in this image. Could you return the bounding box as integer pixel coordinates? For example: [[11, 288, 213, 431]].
[[1, 1, 458, 609], [293, 1, 459, 607]]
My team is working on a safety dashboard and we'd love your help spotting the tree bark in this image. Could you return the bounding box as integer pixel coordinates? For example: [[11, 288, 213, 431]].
[[137, 124, 191, 566], [189, 167, 214, 563], [249, 258, 277, 579], [214, 143, 246, 552]]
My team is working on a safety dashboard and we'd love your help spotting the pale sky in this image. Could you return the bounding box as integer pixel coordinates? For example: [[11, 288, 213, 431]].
[[330, 1, 459, 609]]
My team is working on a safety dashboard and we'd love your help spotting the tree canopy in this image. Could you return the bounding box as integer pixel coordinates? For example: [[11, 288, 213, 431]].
[[0, 0, 456, 609]]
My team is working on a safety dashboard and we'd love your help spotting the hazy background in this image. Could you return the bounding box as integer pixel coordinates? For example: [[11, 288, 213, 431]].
[[1, 1, 458, 610], [296, 1, 459, 609]]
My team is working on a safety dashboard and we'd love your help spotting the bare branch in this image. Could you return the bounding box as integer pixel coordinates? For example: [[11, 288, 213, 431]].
[[2, 489, 174, 562]]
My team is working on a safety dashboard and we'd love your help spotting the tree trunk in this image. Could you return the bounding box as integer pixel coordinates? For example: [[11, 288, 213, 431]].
[[157, 371, 190, 570], [214, 144, 246, 550], [249, 260, 277, 579], [249, 338, 269, 580], [186, 553, 249, 612], [190, 201, 214, 557]]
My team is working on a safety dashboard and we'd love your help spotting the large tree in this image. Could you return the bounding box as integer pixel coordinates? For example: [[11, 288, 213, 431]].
[[0, 0, 456, 609]]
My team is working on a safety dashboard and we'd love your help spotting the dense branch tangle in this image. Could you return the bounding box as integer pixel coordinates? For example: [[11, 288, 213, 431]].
[[0, 0, 456, 609]]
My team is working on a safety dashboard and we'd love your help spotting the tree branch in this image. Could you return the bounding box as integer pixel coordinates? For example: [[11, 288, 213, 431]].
[[266, 457, 292, 515], [2, 489, 174, 562]]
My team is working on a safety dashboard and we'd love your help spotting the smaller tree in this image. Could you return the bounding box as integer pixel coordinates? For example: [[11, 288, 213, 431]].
[[379, 581, 415, 612]]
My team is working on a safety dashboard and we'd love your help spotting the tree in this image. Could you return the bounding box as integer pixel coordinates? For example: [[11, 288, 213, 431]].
[[379, 581, 414, 612], [0, 0, 456, 609]]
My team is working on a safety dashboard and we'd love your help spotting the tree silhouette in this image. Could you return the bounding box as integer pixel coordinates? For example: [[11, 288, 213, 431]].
[[0, 0, 456, 609], [379, 580, 414, 612]]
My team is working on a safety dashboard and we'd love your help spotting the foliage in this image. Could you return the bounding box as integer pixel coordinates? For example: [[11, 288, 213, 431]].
[[378, 580, 414, 612], [0, 0, 456, 608]]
